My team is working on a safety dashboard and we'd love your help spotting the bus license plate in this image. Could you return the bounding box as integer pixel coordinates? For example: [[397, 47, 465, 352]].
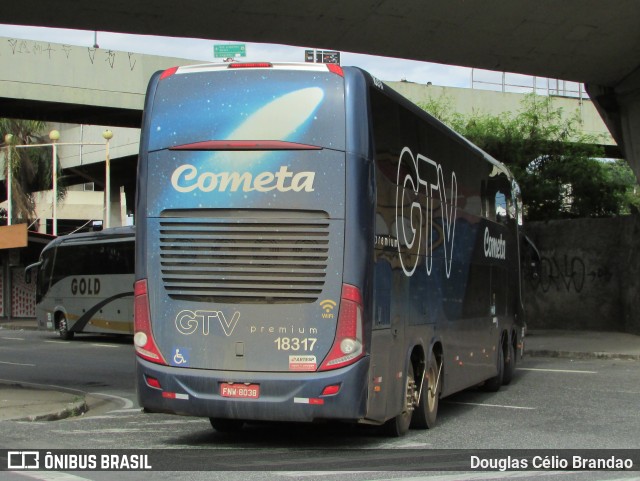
[[220, 383, 260, 399]]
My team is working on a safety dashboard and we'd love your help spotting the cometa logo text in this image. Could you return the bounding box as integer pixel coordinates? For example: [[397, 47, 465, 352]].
[[484, 227, 506, 260], [171, 164, 316, 193]]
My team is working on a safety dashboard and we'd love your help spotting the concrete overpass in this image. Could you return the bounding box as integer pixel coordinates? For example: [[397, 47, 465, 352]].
[[0, 37, 618, 217], [3, 0, 640, 182], [0, 37, 197, 127]]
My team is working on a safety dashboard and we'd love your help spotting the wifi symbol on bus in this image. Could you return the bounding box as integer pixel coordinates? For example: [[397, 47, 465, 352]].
[[320, 299, 337, 318]]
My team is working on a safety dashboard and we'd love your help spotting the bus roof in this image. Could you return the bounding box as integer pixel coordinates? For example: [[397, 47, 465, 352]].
[[152, 61, 517, 185], [42, 226, 135, 251], [160, 61, 344, 78]]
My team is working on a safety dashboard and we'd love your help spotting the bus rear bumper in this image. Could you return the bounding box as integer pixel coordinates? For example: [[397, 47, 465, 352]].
[[136, 357, 370, 423]]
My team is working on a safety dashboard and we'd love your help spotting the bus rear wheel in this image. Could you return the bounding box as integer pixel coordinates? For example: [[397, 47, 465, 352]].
[[383, 362, 416, 437], [482, 342, 504, 392], [57, 315, 74, 340], [502, 340, 516, 385], [209, 418, 244, 433], [411, 356, 440, 429]]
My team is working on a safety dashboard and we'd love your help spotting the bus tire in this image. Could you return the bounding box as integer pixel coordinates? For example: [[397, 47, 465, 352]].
[[482, 342, 504, 392], [502, 339, 516, 385], [209, 418, 244, 433], [383, 362, 415, 437], [411, 355, 440, 429], [58, 314, 74, 340]]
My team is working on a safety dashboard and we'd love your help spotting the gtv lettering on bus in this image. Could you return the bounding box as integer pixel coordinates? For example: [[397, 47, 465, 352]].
[[170, 164, 316, 193], [396, 147, 458, 278], [175, 309, 241, 337]]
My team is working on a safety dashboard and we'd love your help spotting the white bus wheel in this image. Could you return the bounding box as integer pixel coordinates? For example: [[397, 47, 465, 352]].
[[58, 315, 74, 340]]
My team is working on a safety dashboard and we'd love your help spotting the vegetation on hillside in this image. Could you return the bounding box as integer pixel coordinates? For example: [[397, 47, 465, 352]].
[[419, 93, 640, 221]]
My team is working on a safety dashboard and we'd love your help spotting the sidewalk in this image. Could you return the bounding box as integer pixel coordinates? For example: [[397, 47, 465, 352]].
[[1, 318, 639, 422], [0, 318, 122, 421], [525, 329, 640, 361], [0, 318, 38, 330], [0, 383, 87, 422]]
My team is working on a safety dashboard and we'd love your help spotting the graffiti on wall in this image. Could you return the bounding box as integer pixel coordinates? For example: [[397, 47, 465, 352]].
[[5, 38, 139, 71], [529, 254, 613, 294]]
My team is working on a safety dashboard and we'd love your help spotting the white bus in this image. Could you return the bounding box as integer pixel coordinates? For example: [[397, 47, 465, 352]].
[[25, 226, 135, 339]]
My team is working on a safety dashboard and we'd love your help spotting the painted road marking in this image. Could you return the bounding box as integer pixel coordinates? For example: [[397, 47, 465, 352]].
[[91, 392, 134, 409], [358, 472, 590, 481], [517, 367, 597, 374], [108, 408, 144, 414], [12, 472, 92, 481], [443, 401, 536, 410], [0, 360, 36, 367]]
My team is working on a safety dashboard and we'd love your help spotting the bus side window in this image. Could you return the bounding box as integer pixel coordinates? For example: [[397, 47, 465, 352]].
[[495, 191, 507, 223], [495, 190, 514, 224]]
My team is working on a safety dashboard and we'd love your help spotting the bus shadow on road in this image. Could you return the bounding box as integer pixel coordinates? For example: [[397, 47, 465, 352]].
[[167, 383, 527, 449], [176, 419, 389, 448]]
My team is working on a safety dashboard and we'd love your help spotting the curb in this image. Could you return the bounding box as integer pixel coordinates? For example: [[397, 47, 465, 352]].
[[0, 323, 39, 331], [0, 381, 89, 422], [526, 350, 640, 361], [16, 398, 89, 422]]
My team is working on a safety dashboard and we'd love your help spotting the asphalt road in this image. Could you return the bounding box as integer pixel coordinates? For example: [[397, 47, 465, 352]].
[[1, 330, 639, 480]]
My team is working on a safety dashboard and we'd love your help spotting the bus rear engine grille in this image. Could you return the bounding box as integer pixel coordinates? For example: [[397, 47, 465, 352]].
[[159, 218, 330, 304]]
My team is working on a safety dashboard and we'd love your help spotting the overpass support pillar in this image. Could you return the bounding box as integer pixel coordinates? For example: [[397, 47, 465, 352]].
[[588, 72, 640, 184]]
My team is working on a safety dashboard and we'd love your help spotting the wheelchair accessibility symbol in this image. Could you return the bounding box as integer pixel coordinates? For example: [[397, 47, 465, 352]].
[[170, 347, 190, 366]]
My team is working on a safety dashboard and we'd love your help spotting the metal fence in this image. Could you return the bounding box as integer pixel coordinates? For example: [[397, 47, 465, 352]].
[[471, 69, 587, 99]]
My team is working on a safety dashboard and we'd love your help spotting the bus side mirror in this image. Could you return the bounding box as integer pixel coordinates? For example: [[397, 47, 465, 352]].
[[24, 262, 41, 285], [521, 234, 541, 280]]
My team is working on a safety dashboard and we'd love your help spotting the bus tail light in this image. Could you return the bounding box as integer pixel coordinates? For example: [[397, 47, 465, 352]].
[[321, 384, 341, 396], [145, 375, 162, 389], [326, 64, 344, 77], [318, 284, 364, 371], [133, 280, 167, 365], [159, 66, 179, 80], [228, 62, 273, 69]]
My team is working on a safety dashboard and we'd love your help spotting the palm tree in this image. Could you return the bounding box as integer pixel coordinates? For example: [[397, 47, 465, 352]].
[[1, 118, 66, 228]]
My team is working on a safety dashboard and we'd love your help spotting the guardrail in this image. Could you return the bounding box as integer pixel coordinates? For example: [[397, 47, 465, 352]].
[[471, 69, 587, 99]]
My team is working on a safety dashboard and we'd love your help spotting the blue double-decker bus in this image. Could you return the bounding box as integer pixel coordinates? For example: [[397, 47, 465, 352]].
[[134, 62, 527, 436]]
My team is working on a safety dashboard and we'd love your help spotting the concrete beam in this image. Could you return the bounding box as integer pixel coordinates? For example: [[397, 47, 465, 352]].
[[388, 82, 615, 146], [587, 69, 640, 183], [0, 37, 196, 127], [3, 1, 640, 87]]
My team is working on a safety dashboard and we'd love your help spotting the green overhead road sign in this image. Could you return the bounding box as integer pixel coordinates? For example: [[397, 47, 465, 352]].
[[214, 44, 247, 58]]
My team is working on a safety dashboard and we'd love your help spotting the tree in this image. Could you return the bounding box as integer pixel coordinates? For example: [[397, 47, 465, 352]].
[[419, 93, 640, 220], [1, 118, 66, 227]]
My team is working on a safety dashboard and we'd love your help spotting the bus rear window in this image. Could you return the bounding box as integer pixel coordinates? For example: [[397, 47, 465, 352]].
[[148, 69, 346, 152]]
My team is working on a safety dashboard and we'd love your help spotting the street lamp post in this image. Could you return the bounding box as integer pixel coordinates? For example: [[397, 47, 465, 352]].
[[4, 133, 13, 226], [2, 129, 114, 235], [102, 130, 113, 229], [49, 130, 60, 236]]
